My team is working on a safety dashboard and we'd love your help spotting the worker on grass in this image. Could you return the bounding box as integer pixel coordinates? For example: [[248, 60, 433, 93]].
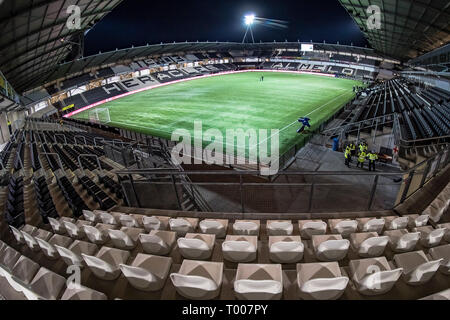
[[357, 150, 367, 169], [297, 117, 311, 134], [368, 151, 379, 172]]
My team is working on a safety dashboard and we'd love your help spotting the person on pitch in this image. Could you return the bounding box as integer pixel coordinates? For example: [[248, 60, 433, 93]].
[[297, 117, 311, 134]]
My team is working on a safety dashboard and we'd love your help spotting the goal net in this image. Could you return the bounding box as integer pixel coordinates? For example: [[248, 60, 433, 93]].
[[89, 108, 111, 124]]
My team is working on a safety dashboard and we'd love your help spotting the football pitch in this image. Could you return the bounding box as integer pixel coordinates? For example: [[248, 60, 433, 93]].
[[71, 71, 362, 157]]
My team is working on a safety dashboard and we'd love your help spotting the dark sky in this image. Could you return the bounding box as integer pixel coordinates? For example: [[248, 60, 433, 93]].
[[84, 0, 368, 56]]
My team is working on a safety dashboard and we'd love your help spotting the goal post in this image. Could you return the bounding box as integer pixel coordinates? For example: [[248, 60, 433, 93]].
[[89, 107, 111, 124]]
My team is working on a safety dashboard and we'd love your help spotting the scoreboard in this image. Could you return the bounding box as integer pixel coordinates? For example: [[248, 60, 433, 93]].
[[301, 44, 314, 52]]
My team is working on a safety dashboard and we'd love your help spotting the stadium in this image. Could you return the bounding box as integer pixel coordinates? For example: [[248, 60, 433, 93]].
[[0, 0, 449, 305]]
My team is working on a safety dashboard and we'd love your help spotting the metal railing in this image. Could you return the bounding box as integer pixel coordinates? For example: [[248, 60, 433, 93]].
[[114, 144, 449, 214]]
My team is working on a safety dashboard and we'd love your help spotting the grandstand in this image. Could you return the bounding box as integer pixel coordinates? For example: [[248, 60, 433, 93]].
[[0, 0, 449, 304]]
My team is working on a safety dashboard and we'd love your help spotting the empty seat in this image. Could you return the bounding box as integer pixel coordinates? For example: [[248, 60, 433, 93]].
[[394, 251, 442, 285], [11, 256, 40, 284], [107, 227, 143, 250], [119, 214, 141, 228], [385, 216, 409, 230], [169, 218, 198, 236], [0, 246, 21, 271], [298, 220, 327, 239], [82, 247, 130, 280], [420, 288, 450, 300], [312, 235, 349, 262], [10, 225, 26, 244], [428, 244, 450, 275], [170, 260, 223, 300], [61, 285, 108, 300], [406, 214, 429, 228], [142, 216, 169, 232], [83, 225, 110, 245], [234, 264, 283, 300], [384, 229, 420, 253], [297, 262, 349, 300], [177, 233, 215, 260], [414, 226, 446, 248], [30, 267, 66, 300], [232, 220, 260, 236], [36, 234, 73, 260], [328, 219, 358, 238], [98, 211, 120, 226], [56, 240, 98, 268], [139, 230, 176, 255], [266, 220, 293, 236], [22, 229, 52, 252], [350, 232, 389, 258], [222, 235, 257, 262], [199, 219, 228, 238], [63, 220, 92, 239], [437, 223, 450, 242], [82, 210, 99, 223], [48, 217, 74, 235], [357, 218, 385, 234], [349, 257, 403, 295], [119, 254, 172, 291], [269, 236, 304, 263]]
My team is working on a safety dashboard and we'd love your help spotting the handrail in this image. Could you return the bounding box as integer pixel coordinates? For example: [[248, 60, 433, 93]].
[[54, 134, 67, 144], [40, 152, 64, 171], [74, 135, 87, 145]]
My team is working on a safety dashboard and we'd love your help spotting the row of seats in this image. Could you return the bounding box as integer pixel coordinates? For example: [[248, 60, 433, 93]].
[[5, 175, 25, 228], [33, 176, 59, 224], [78, 176, 117, 211], [423, 182, 450, 223], [56, 176, 88, 218]]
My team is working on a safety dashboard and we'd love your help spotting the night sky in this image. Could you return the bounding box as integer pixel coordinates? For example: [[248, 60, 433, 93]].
[[84, 0, 368, 56]]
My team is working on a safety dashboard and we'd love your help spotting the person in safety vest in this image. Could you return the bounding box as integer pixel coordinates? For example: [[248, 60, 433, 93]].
[[368, 151, 379, 172], [345, 147, 351, 168], [350, 143, 356, 157], [357, 151, 367, 169]]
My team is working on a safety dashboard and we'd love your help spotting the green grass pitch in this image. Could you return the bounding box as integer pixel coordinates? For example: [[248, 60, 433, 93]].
[[71, 71, 362, 157]]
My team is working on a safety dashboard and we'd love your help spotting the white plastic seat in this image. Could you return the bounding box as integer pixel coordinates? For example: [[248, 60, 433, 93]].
[[139, 231, 176, 255], [61, 285, 107, 300], [169, 218, 194, 236], [384, 230, 420, 253], [170, 260, 223, 300], [199, 219, 228, 238], [99, 212, 119, 226], [313, 235, 349, 262], [437, 223, 450, 242], [82, 210, 98, 223], [119, 253, 172, 291], [359, 218, 385, 234], [350, 257, 403, 295], [119, 214, 140, 228], [11, 255, 40, 284], [428, 244, 450, 275], [407, 215, 429, 228], [142, 216, 164, 232], [177, 234, 215, 260], [30, 267, 66, 300], [0, 246, 21, 271], [359, 236, 389, 257], [63, 221, 85, 239], [107, 229, 137, 250], [48, 217, 67, 235], [222, 236, 257, 262], [387, 217, 409, 230], [329, 220, 358, 238], [299, 221, 327, 239], [83, 225, 109, 245], [22, 230, 51, 252], [415, 227, 446, 248], [297, 262, 349, 300], [10, 225, 25, 244], [36, 235, 73, 260], [421, 288, 450, 300], [394, 251, 442, 285], [234, 264, 283, 300], [269, 236, 304, 263], [55, 240, 98, 268], [82, 247, 130, 281], [267, 221, 293, 236], [233, 221, 260, 236]]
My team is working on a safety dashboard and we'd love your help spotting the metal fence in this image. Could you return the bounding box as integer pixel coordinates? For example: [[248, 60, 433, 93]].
[[115, 144, 449, 215]]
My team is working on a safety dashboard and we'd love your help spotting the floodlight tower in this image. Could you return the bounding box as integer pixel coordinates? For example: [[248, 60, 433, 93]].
[[242, 14, 256, 43]]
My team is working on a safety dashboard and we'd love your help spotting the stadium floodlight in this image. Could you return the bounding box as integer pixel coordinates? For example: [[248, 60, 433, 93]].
[[244, 14, 255, 26], [242, 14, 256, 44]]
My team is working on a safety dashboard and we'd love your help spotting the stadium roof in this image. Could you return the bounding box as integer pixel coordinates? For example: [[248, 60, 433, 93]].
[[0, 0, 124, 95], [31, 41, 385, 93], [339, 0, 450, 61]]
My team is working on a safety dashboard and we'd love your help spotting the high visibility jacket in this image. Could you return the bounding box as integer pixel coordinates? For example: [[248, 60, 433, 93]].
[[359, 144, 365, 152], [368, 153, 378, 161], [358, 152, 367, 163], [350, 144, 356, 151], [345, 149, 351, 159]]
